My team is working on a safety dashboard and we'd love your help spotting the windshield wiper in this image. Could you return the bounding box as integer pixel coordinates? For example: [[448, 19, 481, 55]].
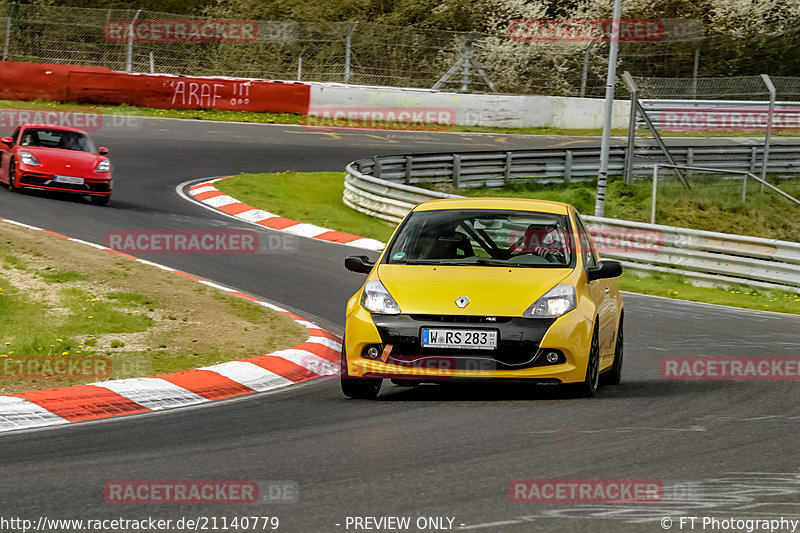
[[474, 258, 513, 267], [398, 259, 467, 266]]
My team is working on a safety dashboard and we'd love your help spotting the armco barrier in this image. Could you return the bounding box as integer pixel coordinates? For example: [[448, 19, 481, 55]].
[[344, 161, 800, 294], [352, 146, 800, 185], [0, 61, 310, 114]]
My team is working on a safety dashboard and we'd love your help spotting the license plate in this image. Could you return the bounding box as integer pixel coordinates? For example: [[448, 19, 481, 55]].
[[54, 175, 84, 185], [421, 328, 498, 350]]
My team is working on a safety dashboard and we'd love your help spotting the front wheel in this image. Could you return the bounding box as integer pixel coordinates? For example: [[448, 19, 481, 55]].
[[568, 327, 600, 397], [7, 161, 17, 192], [603, 317, 623, 386], [90, 195, 110, 206], [340, 338, 382, 399]]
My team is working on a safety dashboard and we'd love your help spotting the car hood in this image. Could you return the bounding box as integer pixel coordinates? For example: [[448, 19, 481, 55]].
[[18, 147, 104, 175], [376, 264, 572, 316]]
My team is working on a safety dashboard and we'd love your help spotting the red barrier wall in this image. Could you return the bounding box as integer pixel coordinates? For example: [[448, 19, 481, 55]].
[[0, 61, 310, 114]]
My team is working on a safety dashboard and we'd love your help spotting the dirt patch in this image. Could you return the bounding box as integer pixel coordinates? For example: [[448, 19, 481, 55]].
[[0, 222, 308, 394]]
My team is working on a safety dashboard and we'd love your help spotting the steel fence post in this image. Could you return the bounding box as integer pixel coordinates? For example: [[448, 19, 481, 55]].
[[622, 72, 638, 185], [651, 165, 658, 225], [2, 3, 11, 62], [580, 42, 594, 98], [126, 9, 141, 73], [761, 74, 775, 193], [345, 22, 357, 84]]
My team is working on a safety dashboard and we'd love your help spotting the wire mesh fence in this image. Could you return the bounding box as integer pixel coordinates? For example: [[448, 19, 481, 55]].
[[646, 164, 800, 225], [0, 2, 727, 96], [626, 74, 800, 188]]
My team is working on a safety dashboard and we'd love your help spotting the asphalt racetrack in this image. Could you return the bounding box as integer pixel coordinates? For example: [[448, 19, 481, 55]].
[[0, 119, 798, 533]]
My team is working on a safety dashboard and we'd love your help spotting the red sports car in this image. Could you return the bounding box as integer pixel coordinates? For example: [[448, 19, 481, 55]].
[[0, 123, 112, 205]]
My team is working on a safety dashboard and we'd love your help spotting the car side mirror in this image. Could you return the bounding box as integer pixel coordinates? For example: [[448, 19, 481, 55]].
[[587, 260, 622, 281], [345, 255, 375, 274], [98, 147, 109, 155], [0, 137, 13, 147]]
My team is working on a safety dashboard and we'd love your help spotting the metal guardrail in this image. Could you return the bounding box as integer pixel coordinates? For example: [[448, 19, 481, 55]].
[[352, 145, 800, 187], [344, 160, 800, 294]]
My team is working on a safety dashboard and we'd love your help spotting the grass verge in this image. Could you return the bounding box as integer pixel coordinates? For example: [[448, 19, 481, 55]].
[[214, 171, 800, 315], [5, 98, 800, 137], [0, 223, 307, 394], [216, 172, 398, 242]]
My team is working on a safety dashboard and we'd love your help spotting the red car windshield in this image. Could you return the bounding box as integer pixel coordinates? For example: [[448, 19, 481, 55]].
[[19, 128, 97, 153]]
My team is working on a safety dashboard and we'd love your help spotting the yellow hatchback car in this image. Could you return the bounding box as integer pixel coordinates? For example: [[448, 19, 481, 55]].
[[342, 197, 624, 399]]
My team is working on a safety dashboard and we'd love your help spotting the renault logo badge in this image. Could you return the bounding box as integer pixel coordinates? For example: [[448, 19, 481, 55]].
[[455, 296, 470, 308]]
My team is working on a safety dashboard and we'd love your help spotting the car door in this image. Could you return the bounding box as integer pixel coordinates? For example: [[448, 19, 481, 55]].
[[575, 214, 616, 364]]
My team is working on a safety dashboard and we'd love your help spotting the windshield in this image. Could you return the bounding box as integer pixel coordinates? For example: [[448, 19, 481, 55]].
[[19, 128, 97, 153], [385, 209, 574, 268]]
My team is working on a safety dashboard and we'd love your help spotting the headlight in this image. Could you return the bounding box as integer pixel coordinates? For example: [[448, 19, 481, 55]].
[[19, 152, 40, 166], [523, 284, 576, 318], [360, 280, 401, 315], [95, 160, 111, 173]]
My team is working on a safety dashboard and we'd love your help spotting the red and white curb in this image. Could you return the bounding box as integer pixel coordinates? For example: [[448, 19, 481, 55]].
[[0, 217, 341, 433], [186, 178, 385, 251]]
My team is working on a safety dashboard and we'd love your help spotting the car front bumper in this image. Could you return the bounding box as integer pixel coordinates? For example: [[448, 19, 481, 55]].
[[17, 170, 112, 196], [344, 305, 593, 384]]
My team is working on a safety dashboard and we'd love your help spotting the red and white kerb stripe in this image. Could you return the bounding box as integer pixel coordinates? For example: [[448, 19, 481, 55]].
[[188, 178, 384, 251], [0, 217, 341, 433]]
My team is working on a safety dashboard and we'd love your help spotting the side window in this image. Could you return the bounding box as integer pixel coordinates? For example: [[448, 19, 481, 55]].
[[11, 127, 20, 144], [574, 214, 598, 270]]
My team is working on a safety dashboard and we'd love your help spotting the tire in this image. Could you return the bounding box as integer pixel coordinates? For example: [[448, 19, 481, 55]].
[[603, 316, 623, 386], [340, 337, 382, 399], [90, 195, 110, 206], [391, 379, 420, 387], [7, 160, 17, 192], [568, 326, 600, 397]]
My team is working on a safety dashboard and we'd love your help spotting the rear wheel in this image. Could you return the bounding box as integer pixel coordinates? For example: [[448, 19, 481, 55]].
[[568, 326, 600, 397], [603, 316, 623, 386], [340, 338, 382, 399], [90, 195, 110, 206]]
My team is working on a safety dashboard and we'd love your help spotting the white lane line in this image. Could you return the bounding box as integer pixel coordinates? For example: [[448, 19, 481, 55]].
[[134, 259, 177, 271], [67, 238, 107, 249]]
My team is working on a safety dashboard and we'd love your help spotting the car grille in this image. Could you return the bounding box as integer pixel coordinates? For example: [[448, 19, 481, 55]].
[[372, 314, 557, 370], [409, 314, 513, 324]]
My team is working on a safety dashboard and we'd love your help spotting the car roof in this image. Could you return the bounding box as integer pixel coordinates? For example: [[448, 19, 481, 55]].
[[19, 123, 89, 135], [413, 197, 572, 215]]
